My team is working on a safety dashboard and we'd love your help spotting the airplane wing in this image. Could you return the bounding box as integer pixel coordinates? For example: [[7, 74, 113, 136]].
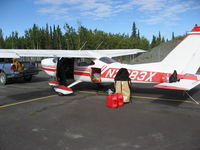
[[154, 79, 200, 91], [0, 49, 145, 58], [90, 49, 145, 58]]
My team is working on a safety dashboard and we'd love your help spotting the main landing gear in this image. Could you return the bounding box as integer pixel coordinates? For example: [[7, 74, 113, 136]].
[[49, 80, 82, 96]]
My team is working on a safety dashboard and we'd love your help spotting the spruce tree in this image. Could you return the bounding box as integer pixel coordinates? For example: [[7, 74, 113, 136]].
[[131, 22, 137, 38], [0, 29, 4, 48], [172, 32, 175, 40]]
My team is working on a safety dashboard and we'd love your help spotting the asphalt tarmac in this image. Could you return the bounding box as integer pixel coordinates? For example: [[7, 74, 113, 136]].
[[0, 71, 200, 150]]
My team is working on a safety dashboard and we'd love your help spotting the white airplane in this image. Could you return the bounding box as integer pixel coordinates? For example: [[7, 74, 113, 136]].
[[0, 25, 200, 102]]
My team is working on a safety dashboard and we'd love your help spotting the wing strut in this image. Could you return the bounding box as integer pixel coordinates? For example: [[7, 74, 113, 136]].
[[184, 91, 199, 105]]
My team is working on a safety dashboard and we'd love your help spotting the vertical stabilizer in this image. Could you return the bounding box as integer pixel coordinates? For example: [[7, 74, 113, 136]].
[[161, 25, 200, 74]]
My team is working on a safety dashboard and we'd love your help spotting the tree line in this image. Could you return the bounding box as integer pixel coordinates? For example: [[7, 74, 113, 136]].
[[0, 22, 177, 50]]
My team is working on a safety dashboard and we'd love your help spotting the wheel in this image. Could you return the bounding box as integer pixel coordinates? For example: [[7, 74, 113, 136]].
[[24, 75, 32, 82], [58, 92, 64, 96], [0, 72, 7, 85]]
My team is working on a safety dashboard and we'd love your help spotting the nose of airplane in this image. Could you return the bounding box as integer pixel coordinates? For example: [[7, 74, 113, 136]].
[[41, 58, 57, 77]]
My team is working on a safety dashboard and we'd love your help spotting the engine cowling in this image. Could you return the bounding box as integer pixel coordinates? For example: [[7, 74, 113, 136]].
[[41, 58, 57, 77]]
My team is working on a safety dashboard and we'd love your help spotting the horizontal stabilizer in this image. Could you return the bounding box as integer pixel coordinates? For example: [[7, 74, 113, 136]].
[[154, 79, 200, 91]]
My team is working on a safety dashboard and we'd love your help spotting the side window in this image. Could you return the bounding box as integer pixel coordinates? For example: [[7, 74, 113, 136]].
[[78, 62, 90, 66], [99, 57, 116, 64], [53, 58, 58, 63], [77, 59, 95, 66]]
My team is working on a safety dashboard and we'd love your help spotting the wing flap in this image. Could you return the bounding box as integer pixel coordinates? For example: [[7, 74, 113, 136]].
[[154, 79, 200, 91]]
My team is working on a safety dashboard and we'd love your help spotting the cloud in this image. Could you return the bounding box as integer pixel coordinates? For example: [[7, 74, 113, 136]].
[[35, 0, 75, 5], [141, 1, 191, 25], [37, 6, 68, 14], [130, 0, 166, 11], [35, 0, 115, 19], [34, 0, 200, 25], [192, 5, 200, 10]]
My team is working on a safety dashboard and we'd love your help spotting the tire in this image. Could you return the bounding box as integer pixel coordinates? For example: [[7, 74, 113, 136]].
[[58, 92, 64, 96], [24, 75, 32, 82], [0, 72, 7, 85]]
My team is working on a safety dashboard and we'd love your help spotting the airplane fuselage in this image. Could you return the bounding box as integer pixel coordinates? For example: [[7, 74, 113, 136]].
[[41, 57, 199, 85]]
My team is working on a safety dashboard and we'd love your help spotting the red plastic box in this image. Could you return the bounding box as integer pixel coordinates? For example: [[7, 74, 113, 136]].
[[106, 93, 124, 108]]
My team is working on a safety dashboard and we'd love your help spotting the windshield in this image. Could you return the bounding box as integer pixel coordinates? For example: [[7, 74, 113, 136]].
[[99, 57, 116, 64]]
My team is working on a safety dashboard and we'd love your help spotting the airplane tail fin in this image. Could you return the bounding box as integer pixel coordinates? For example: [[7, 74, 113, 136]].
[[161, 25, 200, 74]]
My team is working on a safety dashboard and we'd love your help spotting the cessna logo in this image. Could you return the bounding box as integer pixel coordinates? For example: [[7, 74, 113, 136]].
[[104, 69, 157, 82]]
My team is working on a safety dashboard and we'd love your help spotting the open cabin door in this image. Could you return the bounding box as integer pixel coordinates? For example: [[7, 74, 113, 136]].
[[91, 67, 101, 83], [56, 58, 74, 85]]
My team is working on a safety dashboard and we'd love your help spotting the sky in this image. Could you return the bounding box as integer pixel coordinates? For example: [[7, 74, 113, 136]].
[[0, 0, 200, 41]]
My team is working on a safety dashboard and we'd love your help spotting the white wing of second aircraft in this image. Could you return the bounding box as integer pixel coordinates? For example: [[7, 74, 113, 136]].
[[0, 49, 145, 58], [0, 51, 21, 58]]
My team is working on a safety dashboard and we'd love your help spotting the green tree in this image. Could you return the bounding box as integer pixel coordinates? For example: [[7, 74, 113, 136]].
[[158, 31, 161, 42], [0, 29, 4, 48], [64, 24, 78, 50], [172, 32, 175, 40], [1, 23, 153, 51], [44, 24, 51, 49], [5, 32, 19, 48], [131, 22, 137, 39], [139, 37, 150, 50], [151, 35, 157, 48], [137, 29, 140, 39]]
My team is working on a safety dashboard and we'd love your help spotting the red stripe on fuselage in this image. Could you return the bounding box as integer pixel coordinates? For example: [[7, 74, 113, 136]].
[[74, 72, 90, 76], [42, 67, 56, 72]]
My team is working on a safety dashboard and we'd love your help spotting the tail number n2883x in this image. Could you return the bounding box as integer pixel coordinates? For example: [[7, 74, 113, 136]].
[[104, 69, 157, 82]]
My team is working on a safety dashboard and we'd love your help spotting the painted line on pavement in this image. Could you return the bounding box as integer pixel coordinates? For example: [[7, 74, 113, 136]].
[[0, 95, 57, 109], [132, 95, 193, 104], [78, 90, 194, 104], [0, 90, 196, 109]]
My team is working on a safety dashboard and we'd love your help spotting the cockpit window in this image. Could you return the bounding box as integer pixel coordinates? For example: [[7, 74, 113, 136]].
[[77, 58, 95, 66], [99, 57, 116, 64]]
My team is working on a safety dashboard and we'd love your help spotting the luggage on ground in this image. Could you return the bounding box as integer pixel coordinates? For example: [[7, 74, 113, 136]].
[[114, 68, 131, 103], [115, 81, 131, 103]]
